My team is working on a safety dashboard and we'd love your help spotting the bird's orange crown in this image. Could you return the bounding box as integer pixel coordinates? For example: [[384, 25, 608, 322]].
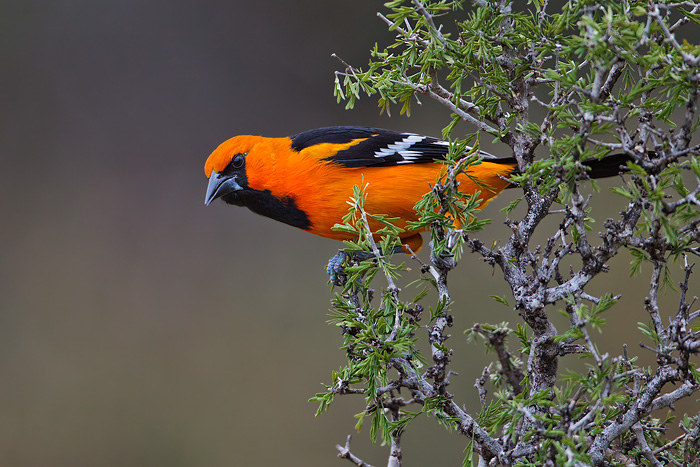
[[204, 135, 265, 177]]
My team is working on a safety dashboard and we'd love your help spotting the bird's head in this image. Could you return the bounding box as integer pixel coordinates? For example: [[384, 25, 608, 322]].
[[204, 136, 258, 206], [203, 134, 313, 229]]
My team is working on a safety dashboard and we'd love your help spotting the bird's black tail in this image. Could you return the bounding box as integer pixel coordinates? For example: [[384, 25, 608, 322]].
[[585, 153, 632, 179], [502, 153, 631, 188]]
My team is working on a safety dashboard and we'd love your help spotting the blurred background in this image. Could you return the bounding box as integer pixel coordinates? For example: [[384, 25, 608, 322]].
[[0, 1, 693, 466]]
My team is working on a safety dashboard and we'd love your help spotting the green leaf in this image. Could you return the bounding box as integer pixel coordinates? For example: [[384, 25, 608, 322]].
[[489, 295, 510, 306]]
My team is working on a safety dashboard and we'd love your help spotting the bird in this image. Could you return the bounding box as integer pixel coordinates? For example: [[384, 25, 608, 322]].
[[204, 126, 628, 279]]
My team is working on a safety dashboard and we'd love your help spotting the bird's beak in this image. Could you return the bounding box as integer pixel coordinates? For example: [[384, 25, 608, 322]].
[[205, 171, 243, 205]]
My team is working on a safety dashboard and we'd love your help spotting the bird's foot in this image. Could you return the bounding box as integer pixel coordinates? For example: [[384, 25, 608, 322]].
[[327, 251, 350, 286]]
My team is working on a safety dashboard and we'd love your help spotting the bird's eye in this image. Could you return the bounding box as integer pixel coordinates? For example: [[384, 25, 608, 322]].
[[232, 154, 245, 168]]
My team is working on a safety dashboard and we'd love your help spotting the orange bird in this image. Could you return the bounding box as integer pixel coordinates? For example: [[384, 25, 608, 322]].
[[205, 126, 628, 266], [204, 126, 521, 254]]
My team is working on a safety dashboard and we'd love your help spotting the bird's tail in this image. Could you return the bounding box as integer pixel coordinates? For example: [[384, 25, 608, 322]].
[[502, 153, 631, 188], [585, 153, 632, 179]]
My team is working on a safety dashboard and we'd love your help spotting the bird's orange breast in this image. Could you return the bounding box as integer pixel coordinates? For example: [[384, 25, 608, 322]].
[[244, 149, 513, 250]]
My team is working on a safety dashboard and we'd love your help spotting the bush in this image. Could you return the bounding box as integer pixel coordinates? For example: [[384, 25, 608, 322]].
[[313, 1, 700, 466]]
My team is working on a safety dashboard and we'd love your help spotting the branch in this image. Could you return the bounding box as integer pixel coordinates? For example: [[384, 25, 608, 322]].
[[589, 366, 697, 465], [412, 0, 446, 46], [391, 358, 507, 463], [405, 78, 503, 137], [388, 410, 403, 467], [471, 324, 525, 394], [649, 3, 700, 67], [337, 436, 375, 467], [632, 422, 664, 467]]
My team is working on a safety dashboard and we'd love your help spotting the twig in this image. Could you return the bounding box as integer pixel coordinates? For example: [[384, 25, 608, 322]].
[[337, 436, 375, 467], [632, 422, 664, 467], [471, 324, 524, 394], [475, 364, 492, 408]]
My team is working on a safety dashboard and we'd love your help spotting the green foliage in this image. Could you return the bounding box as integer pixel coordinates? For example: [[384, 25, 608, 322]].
[[311, 183, 427, 445]]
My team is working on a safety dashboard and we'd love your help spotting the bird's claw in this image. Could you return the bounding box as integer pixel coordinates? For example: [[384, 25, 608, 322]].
[[327, 251, 350, 286]]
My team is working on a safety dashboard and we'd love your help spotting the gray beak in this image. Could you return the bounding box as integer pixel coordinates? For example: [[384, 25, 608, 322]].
[[205, 171, 243, 205]]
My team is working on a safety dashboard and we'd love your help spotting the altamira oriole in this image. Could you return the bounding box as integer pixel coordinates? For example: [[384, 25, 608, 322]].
[[204, 126, 628, 254]]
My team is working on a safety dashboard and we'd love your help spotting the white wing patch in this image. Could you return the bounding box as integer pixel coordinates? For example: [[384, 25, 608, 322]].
[[373, 134, 426, 163], [373, 134, 498, 163]]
